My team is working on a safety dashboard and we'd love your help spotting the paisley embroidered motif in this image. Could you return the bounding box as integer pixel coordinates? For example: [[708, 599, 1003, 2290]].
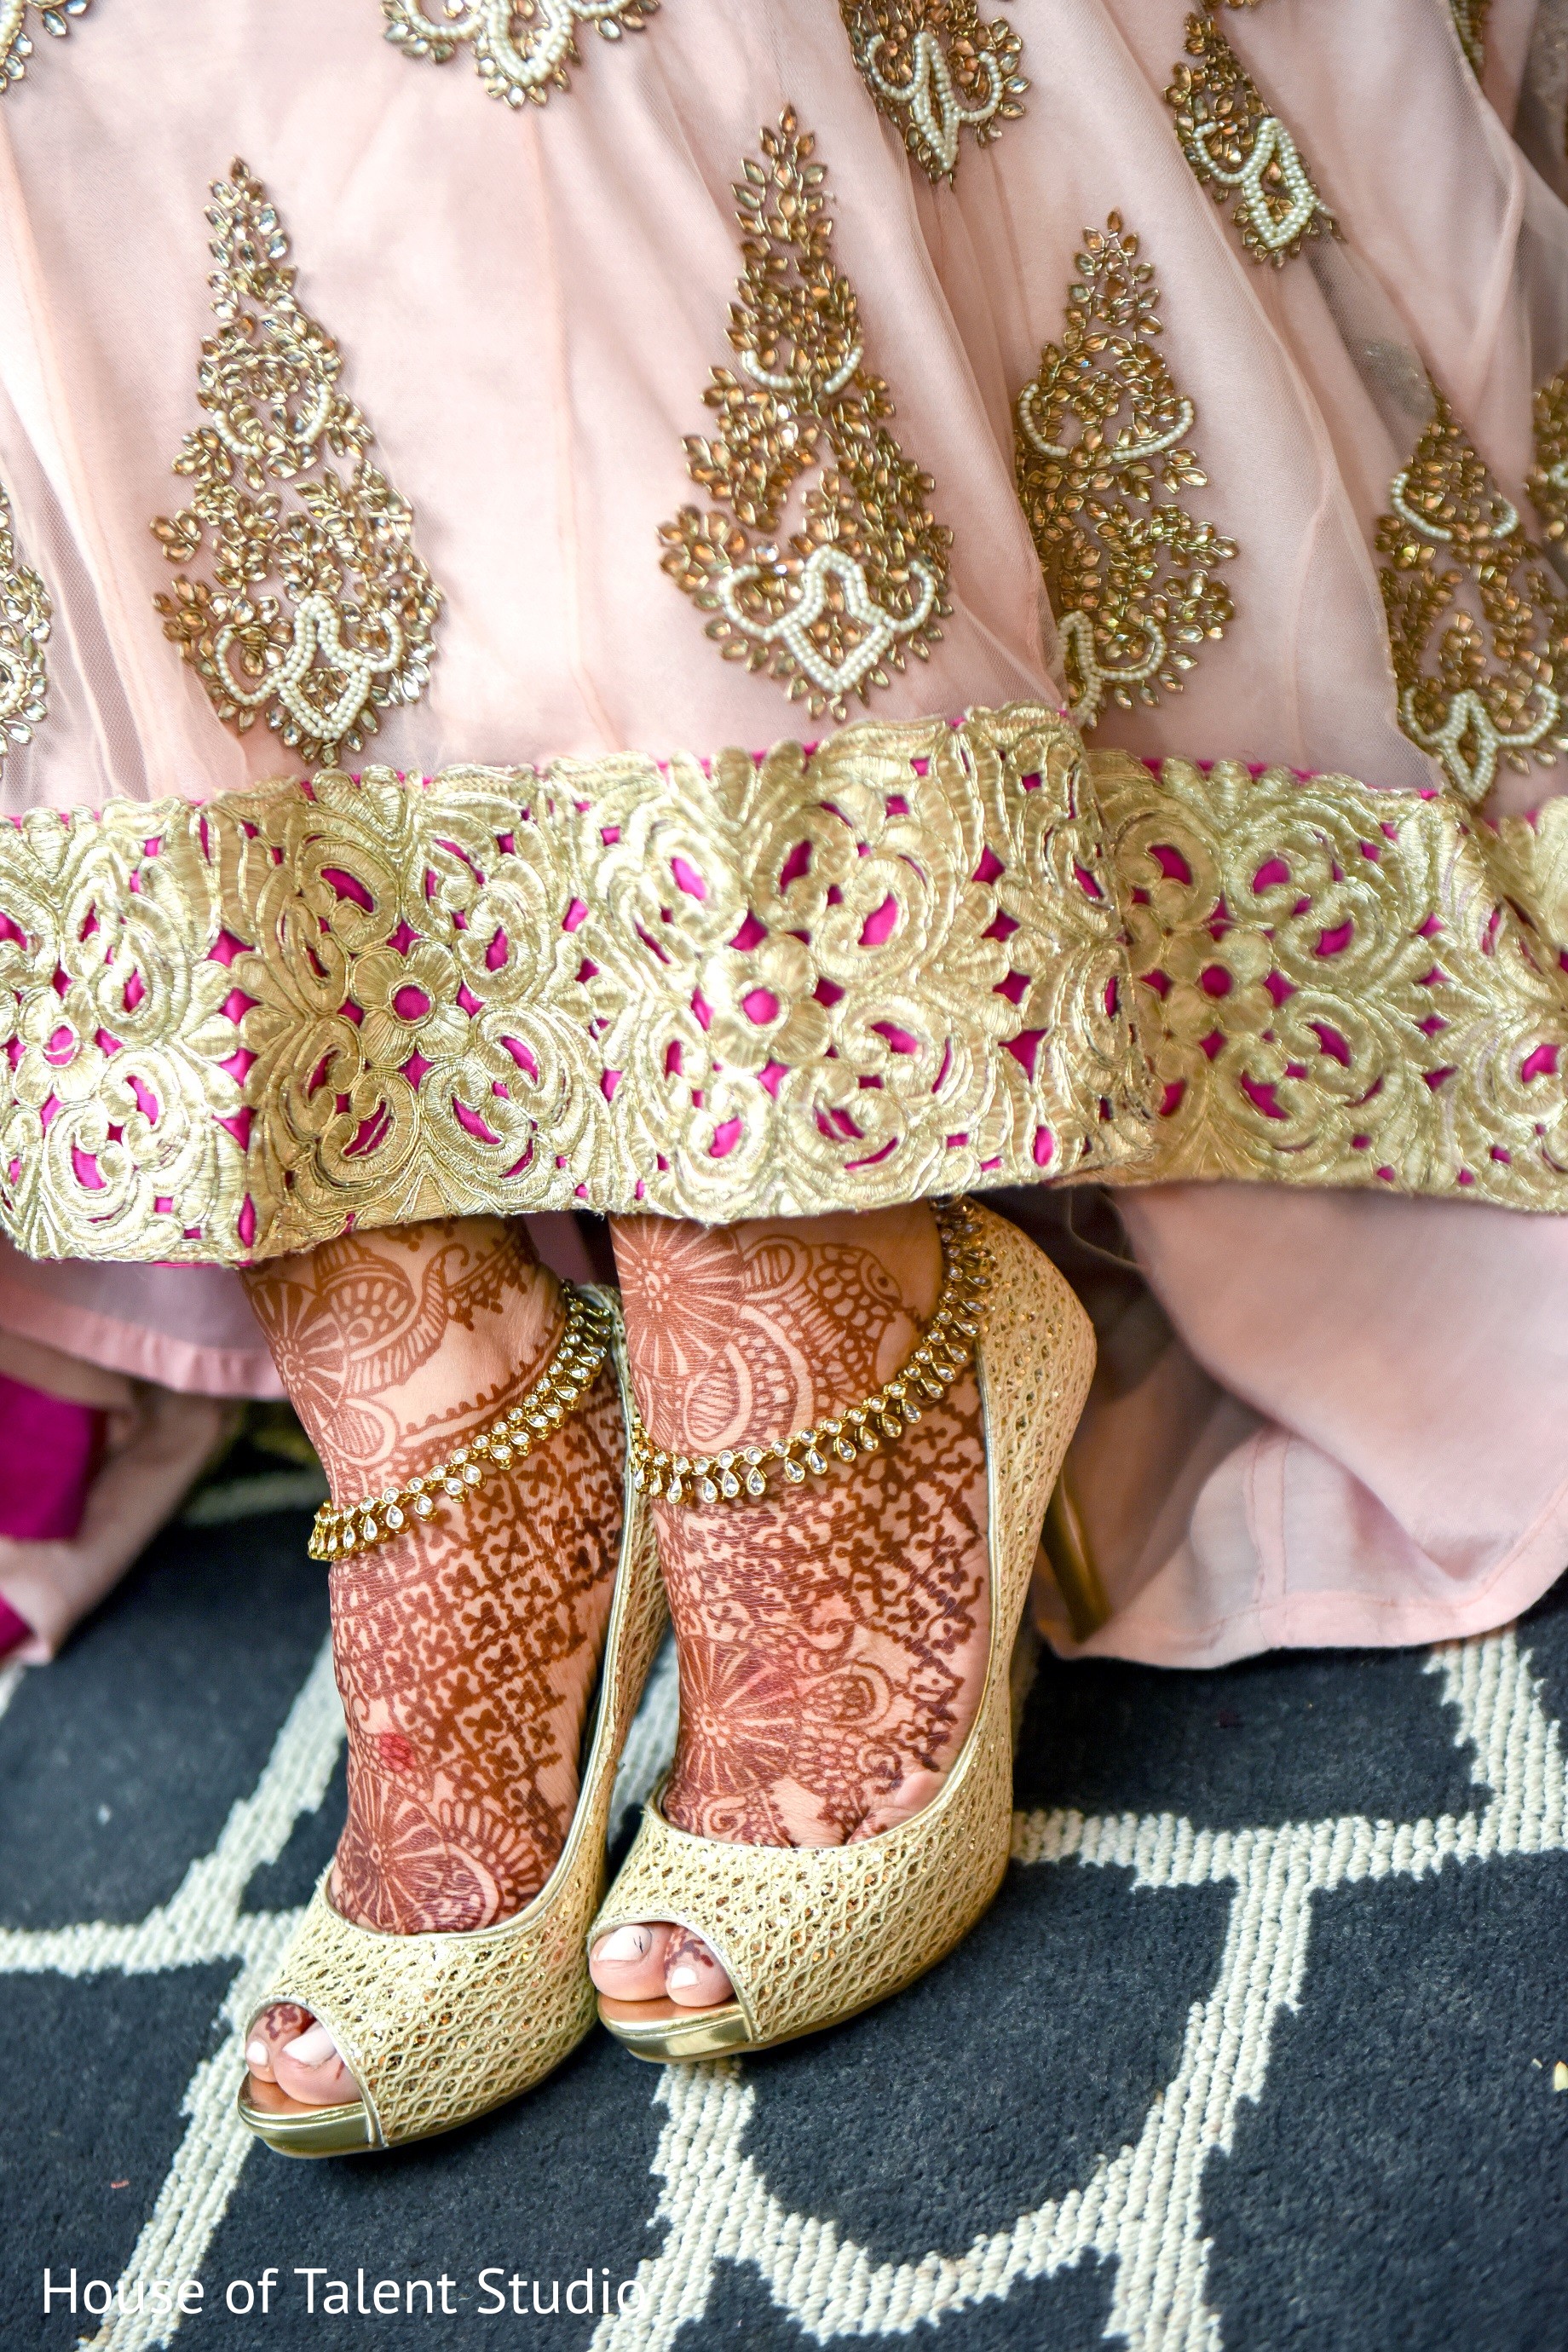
[[1529, 366, 1568, 556], [0, 0, 89, 94], [0, 481, 49, 770], [151, 161, 442, 770], [382, 0, 654, 108], [1449, 0, 1490, 76], [1165, 13, 1337, 265], [1377, 388, 1567, 803], [1014, 215, 1237, 729], [839, 1, 1026, 182], [660, 108, 953, 722], [0, 706, 1148, 1260]]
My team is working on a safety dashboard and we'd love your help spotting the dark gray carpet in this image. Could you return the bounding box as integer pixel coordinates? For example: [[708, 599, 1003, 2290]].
[[5, 1460, 1568, 2351]]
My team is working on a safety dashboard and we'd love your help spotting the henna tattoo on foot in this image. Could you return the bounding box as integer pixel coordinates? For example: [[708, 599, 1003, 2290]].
[[613, 1210, 989, 1855], [244, 1219, 623, 1946]]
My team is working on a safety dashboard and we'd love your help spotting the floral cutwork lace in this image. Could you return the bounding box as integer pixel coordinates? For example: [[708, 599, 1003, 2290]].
[[382, 0, 654, 108], [151, 161, 442, 770], [838, 1, 1026, 182], [0, 706, 1146, 1258], [1093, 750, 1568, 1201], [0, 482, 49, 771], [1165, 14, 1337, 266], [660, 107, 953, 721], [0, 0, 89, 93], [1014, 216, 1237, 729], [1376, 389, 1568, 803]]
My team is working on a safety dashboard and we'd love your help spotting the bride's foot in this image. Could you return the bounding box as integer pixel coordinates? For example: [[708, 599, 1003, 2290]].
[[589, 1204, 989, 2015], [239, 1218, 623, 2108]]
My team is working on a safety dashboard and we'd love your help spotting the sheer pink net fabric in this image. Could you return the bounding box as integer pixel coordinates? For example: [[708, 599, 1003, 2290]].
[[1, 0, 1566, 1658]]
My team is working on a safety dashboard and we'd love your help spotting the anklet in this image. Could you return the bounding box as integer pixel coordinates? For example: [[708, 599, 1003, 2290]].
[[308, 1285, 614, 1561], [626, 1199, 992, 1507]]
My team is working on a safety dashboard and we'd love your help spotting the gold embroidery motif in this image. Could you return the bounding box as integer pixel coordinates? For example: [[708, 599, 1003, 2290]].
[[151, 161, 442, 770], [382, 0, 654, 108], [1529, 366, 1568, 554], [1450, 0, 1490, 76], [1376, 388, 1567, 803], [660, 108, 953, 722], [839, 1, 1027, 182], [12, 712, 1568, 1259], [0, 706, 1149, 1261], [0, 482, 49, 768], [0, 0, 89, 94], [1093, 749, 1568, 1205], [1014, 216, 1237, 730], [1165, 14, 1337, 265]]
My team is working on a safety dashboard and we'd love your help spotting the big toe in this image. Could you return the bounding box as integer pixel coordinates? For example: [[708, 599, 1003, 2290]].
[[663, 1926, 734, 2009], [245, 2002, 360, 2110], [590, 1920, 673, 2002]]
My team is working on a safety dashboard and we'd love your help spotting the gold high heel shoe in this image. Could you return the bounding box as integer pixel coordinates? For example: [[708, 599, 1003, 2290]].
[[237, 1288, 665, 2156], [590, 1201, 1093, 2061]]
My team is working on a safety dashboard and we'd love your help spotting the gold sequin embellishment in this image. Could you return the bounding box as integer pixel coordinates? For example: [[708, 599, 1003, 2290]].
[[0, 481, 49, 772], [1450, 0, 1490, 77], [1014, 215, 1237, 730], [839, 1, 1026, 182], [0, 0, 89, 95], [382, 0, 654, 108], [660, 108, 953, 722], [1377, 389, 1567, 803], [1165, 13, 1337, 265], [152, 161, 442, 770], [1529, 366, 1568, 556]]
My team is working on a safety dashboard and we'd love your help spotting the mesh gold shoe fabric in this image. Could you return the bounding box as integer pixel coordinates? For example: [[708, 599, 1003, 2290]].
[[590, 1205, 1093, 2055], [239, 1298, 667, 2154]]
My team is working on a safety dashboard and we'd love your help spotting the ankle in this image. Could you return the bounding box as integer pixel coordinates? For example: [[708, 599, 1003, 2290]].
[[610, 1202, 943, 1455]]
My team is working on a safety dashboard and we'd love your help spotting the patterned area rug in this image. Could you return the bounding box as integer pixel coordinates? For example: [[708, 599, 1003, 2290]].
[[5, 1463, 1568, 2351]]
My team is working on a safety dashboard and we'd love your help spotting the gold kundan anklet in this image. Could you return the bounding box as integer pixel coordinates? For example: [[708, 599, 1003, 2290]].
[[308, 1285, 614, 1560], [626, 1198, 991, 1507]]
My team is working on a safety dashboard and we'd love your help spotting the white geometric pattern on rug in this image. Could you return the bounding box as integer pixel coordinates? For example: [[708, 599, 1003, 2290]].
[[0, 1622, 1556, 2351]]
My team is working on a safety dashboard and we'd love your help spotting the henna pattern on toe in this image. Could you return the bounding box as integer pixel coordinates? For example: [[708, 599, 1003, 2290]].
[[614, 1213, 989, 1852]]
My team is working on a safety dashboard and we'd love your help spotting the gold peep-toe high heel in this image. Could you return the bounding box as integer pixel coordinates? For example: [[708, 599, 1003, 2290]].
[[237, 1288, 665, 2156], [590, 1202, 1093, 2061]]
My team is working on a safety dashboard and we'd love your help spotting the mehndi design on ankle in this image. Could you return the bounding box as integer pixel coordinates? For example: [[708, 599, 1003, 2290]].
[[310, 1283, 612, 1559], [625, 1198, 989, 1505]]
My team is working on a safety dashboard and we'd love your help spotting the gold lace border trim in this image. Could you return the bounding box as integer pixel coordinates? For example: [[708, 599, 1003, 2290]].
[[0, 706, 1146, 1260], [7, 707, 1568, 1263]]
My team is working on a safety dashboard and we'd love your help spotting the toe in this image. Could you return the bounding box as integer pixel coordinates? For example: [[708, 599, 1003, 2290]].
[[245, 2001, 359, 2110], [590, 1920, 673, 2001], [664, 1926, 734, 2009]]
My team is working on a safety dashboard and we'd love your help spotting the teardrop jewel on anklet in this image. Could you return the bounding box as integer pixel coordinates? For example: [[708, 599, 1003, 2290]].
[[308, 1284, 614, 1561], [625, 1197, 992, 1507]]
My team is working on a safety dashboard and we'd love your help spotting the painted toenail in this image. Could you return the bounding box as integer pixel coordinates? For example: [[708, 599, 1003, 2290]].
[[597, 1926, 651, 1962], [667, 1963, 700, 1989], [283, 2025, 339, 2069], [245, 2040, 270, 2072]]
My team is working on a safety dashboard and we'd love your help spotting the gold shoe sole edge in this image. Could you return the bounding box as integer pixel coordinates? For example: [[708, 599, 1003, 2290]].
[[235, 2084, 379, 2159]]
